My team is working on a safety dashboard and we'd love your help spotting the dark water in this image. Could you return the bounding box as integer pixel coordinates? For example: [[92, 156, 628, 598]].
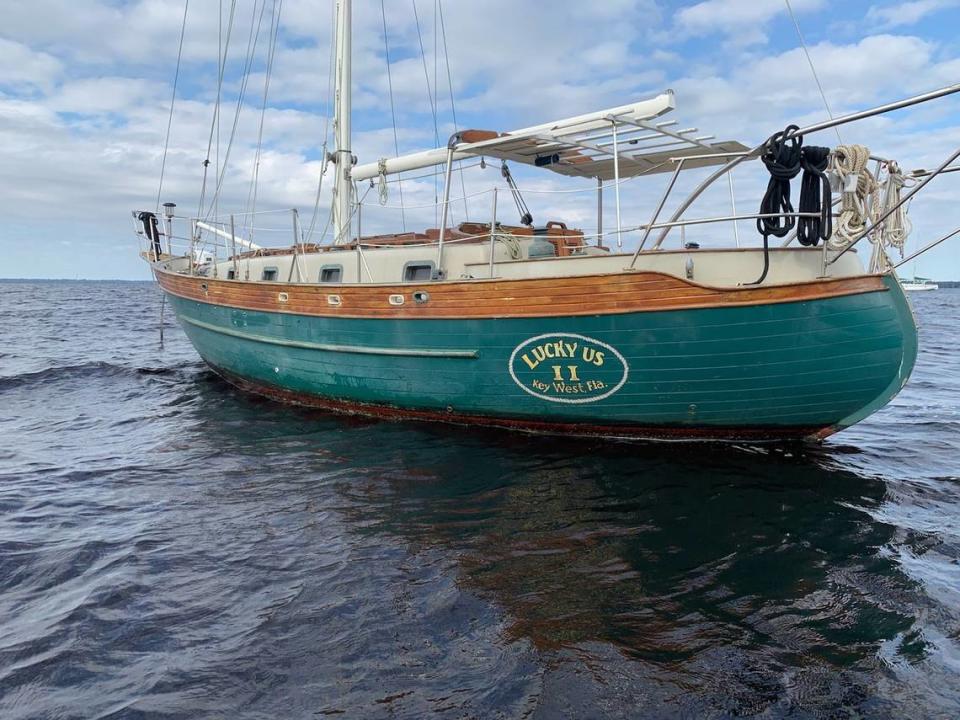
[[1, 280, 958, 719]]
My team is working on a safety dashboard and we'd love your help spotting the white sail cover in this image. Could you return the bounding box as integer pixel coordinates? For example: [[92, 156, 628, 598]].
[[353, 91, 749, 182]]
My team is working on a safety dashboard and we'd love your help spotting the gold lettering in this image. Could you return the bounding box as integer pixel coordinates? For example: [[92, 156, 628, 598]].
[[568, 365, 580, 382], [593, 351, 605, 367], [552, 365, 564, 382], [522, 353, 538, 370]]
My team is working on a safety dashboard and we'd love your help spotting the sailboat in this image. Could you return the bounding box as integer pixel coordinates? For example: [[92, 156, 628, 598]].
[[901, 261, 939, 291], [901, 277, 939, 291], [134, 1, 960, 442]]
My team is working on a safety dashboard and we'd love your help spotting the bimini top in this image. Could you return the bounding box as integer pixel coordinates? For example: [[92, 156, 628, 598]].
[[352, 90, 749, 182]]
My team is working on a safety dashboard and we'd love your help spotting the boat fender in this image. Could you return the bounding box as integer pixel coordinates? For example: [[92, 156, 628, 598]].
[[535, 153, 561, 167]]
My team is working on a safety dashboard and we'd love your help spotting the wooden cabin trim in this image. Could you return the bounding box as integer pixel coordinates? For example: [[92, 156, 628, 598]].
[[154, 266, 888, 320]]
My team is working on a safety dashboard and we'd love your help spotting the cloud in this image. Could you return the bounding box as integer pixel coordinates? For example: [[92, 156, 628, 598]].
[[866, 0, 960, 29], [0, 39, 63, 93], [0, 0, 959, 279], [674, 0, 825, 45]]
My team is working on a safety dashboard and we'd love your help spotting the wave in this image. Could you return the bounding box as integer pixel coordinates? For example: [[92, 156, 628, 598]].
[[0, 361, 203, 391]]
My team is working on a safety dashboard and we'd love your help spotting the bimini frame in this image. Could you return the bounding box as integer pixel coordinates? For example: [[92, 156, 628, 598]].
[[348, 83, 960, 281], [352, 90, 748, 267]]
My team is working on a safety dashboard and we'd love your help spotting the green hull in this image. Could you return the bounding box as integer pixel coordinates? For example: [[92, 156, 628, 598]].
[[166, 275, 917, 440]]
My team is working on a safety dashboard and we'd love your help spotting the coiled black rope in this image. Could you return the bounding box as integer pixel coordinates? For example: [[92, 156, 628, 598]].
[[797, 146, 833, 247], [751, 125, 803, 285]]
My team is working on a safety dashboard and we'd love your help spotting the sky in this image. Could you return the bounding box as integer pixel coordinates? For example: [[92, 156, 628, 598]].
[[1, 0, 959, 280]]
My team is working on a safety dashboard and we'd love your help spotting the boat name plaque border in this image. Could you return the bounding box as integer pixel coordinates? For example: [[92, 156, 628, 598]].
[[508, 333, 629, 404]]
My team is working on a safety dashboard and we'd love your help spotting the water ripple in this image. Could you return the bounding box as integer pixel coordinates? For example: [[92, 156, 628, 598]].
[[0, 281, 958, 718]]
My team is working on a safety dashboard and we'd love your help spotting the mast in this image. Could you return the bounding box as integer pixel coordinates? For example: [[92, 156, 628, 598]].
[[332, 0, 353, 244]]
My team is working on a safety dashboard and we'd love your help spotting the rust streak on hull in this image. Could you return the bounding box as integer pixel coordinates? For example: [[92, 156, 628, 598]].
[[210, 365, 829, 443]]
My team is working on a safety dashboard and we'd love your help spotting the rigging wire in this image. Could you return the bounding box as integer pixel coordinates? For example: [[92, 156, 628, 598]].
[[198, 0, 238, 218], [156, 0, 190, 213], [783, 0, 843, 145], [212, 0, 222, 220], [244, 0, 283, 243], [204, 0, 271, 222], [501, 162, 533, 226], [411, 0, 442, 226], [409, 2, 438, 140], [379, 0, 406, 231], [437, 0, 469, 221], [304, 0, 338, 245], [434, 0, 441, 226], [214, 0, 229, 221]]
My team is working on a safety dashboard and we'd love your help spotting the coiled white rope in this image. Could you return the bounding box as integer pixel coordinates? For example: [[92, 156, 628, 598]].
[[877, 162, 912, 257], [828, 146, 913, 262], [494, 233, 523, 259], [828, 144, 876, 250], [378, 158, 390, 206]]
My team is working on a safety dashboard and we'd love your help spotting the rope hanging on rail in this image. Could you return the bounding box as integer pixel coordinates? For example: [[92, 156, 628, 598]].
[[751, 125, 803, 284], [877, 162, 911, 257], [493, 233, 523, 260], [797, 146, 833, 246], [829, 144, 876, 250], [378, 158, 390, 206]]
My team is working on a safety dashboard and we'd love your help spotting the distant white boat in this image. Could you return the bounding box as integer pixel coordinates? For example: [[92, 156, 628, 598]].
[[901, 277, 939, 291]]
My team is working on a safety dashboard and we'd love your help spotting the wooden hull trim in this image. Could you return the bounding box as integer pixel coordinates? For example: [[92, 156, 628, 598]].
[[154, 266, 889, 321]]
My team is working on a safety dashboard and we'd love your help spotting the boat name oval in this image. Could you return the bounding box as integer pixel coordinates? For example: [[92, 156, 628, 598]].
[[508, 333, 628, 404]]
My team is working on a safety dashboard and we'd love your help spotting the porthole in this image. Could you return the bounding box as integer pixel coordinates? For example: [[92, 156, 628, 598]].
[[413, 290, 430, 304], [402, 261, 436, 282], [320, 265, 343, 283], [388, 294, 405, 306], [278, 292, 289, 303], [327, 295, 342, 306]]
